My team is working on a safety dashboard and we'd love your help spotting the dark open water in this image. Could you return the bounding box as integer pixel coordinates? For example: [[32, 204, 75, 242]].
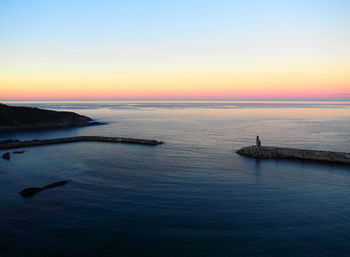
[[1, 101, 350, 257]]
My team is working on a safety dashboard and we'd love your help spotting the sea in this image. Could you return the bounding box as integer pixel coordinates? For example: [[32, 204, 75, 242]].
[[1, 101, 350, 257]]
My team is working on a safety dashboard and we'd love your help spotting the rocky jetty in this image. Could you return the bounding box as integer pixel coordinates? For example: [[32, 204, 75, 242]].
[[0, 103, 103, 130], [20, 180, 71, 197], [237, 145, 350, 164], [0, 136, 163, 150], [0, 139, 20, 144]]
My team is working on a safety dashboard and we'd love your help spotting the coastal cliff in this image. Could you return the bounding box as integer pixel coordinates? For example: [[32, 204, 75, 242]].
[[0, 103, 101, 130]]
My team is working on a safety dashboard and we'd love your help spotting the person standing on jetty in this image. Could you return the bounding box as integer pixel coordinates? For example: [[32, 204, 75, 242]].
[[256, 136, 261, 147]]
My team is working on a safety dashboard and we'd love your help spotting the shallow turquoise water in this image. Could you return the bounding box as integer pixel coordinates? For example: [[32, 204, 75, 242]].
[[1, 101, 350, 257]]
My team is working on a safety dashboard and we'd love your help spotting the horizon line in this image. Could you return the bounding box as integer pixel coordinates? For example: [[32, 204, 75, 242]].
[[2, 97, 350, 102]]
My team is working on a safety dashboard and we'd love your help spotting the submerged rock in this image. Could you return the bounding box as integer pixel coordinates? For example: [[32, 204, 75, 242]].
[[41, 180, 71, 190], [20, 187, 42, 197], [20, 180, 71, 197], [2, 152, 10, 160]]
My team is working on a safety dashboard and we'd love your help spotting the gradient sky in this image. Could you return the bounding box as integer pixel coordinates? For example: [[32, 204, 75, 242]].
[[1, 0, 349, 100]]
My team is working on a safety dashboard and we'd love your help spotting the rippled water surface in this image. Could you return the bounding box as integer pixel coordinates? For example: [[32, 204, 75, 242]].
[[1, 101, 350, 257]]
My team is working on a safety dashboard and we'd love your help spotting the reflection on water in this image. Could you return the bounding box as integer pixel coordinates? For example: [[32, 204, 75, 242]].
[[4, 100, 350, 111], [1, 101, 350, 257]]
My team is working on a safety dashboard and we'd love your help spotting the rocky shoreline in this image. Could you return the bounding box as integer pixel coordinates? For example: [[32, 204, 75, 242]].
[[0, 103, 103, 131]]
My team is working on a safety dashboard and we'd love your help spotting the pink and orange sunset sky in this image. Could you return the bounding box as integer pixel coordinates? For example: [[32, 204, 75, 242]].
[[1, 0, 350, 100]]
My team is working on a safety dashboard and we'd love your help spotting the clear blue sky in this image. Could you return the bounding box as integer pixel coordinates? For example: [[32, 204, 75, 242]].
[[1, 0, 349, 100]]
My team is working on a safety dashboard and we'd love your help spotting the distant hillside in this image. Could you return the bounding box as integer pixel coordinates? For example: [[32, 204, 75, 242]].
[[0, 104, 101, 130]]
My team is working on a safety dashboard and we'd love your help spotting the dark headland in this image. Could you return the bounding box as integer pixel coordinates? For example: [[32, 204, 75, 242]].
[[0, 103, 103, 131], [0, 104, 162, 150]]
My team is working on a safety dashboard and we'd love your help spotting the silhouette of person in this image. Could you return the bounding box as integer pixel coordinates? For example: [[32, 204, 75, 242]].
[[256, 136, 261, 147]]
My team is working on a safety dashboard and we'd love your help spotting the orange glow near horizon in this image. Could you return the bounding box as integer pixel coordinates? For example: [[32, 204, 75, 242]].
[[2, 62, 349, 100]]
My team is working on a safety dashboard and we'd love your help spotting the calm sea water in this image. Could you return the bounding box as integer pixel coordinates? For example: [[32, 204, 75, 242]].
[[1, 101, 350, 257]]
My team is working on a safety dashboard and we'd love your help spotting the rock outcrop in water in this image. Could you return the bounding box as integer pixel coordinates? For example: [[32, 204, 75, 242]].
[[0, 103, 103, 130], [2, 152, 10, 160], [20, 180, 71, 197]]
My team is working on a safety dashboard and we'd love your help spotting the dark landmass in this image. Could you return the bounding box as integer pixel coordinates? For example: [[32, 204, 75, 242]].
[[0, 103, 103, 131], [237, 145, 350, 164], [0, 136, 163, 150], [20, 180, 71, 197]]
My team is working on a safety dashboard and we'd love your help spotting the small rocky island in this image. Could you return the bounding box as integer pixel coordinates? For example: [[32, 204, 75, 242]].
[[0, 103, 102, 130]]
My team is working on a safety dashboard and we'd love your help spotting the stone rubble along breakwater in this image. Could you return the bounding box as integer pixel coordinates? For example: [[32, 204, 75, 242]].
[[0, 136, 163, 150], [237, 145, 350, 164]]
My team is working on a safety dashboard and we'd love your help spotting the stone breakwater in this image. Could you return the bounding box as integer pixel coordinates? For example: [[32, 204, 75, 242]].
[[0, 136, 163, 150], [237, 146, 350, 164]]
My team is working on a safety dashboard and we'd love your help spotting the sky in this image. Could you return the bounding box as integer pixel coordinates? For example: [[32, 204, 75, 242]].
[[0, 0, 349, 100]]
